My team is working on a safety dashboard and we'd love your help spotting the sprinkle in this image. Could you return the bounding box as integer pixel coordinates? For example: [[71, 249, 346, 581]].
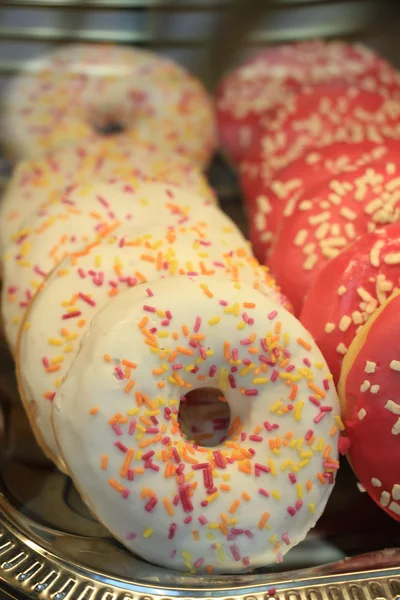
[[297, 338, 312, 351]]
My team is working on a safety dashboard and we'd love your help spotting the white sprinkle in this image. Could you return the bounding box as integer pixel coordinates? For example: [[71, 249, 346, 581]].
[[370, 384, 380, 394], [388, 501, 400, 516], [357, 483, 366, 493], [369, 240, 385, 267], [352, 311, 363, 325], [294, 229, 308, 246], [340, 206, 357, 221], [336, 342, 348, 355], [384, 252, 400, 265], [365, 360, 376, 374], [357, 287, 372, 302], [358, 409, 367, 420], [303, 254, 318, 271], [385, 176, 400, 191], [339, 315, 351, 332], [344, 222, 356, 239], [390, 360, 400, 372], [256, 195, 272, 214], [308, 211, 330, 225], [360, 380, 370, 392], [299, 200, 313, 211], [380, 491, 391, 507], [392, 484, 400, 501], [371, 478, 382, 488], [384, 399, 400, 415], [324, 322, 335, 334], [337, 285, 347, 296]]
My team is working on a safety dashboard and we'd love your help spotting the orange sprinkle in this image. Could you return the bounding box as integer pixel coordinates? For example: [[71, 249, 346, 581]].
[[108, 288, 119, 298], [192, 530, 200, 541], [140, 416, 152, 427], [89, 407, 99, 415], [317, 473, 326, 485], [229, 500, 240, 514], [206, 566, 213, 574], [134, 467, 145, 474], [153, 368, 164, 375], [168, 350, 178, 363], [308, 382, 326, 399], [120, 448, 134, 478], [297, 337, 312, 351], [248, 347, 259, 354], [330, 425, 338, 436], [176, 346, 194, 356], [139, 316, 149, 329], [242, 492, 251, 501], [224, 340, 231, 359], [77, 319, 86, 328], [220, 484, 231, 492], [46, 365, 60, 373], [323, 445, 332, 459], [273, 541, 281, 554], [280, 358, 289, 369], [124, 380, 135, 393], [122, 359, 137, 369], [219, 523, 228, 536], [135, 271, 147, 283], [101, 455, 108, 470], [173, 332, 179, 340], [158, 382, 166, 389], [109, 479, 124, 493], [139, 435, 162, 448], [243, 302, 256, 308], [135, 391, 144, 406], [306, 480, 313, 491], [163, 497, 175, 516], [289, 384, 298, 401], [182, 324, 189, 336], [189, 334, 205, 341], [258, 512, 270, 529]]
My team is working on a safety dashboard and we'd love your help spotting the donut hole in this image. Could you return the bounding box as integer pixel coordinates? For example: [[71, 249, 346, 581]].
[[178, 387, 231, 447], [93, 118, 126, 137]]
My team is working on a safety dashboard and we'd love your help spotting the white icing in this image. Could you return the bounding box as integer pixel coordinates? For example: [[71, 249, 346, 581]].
[[53, 277, 340, 573]]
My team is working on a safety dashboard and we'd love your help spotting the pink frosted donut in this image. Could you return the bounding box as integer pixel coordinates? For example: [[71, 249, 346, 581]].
[[1, 44, 216, 168], [268, 160, 400, 315], [246, 140, 400, 262], [300, 223, 400, 383], [216, 41, 400, 165]]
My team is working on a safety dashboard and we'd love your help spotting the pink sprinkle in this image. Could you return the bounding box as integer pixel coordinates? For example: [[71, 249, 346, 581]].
[[313, 411, 326, 424], [189, 340, 198, 349], [321, 405, 333, 412], [295, 500, 303, 511], [268, 588, 277, 596], [143, 304, 156, 313], [179, 485, 193, 512], [213, 449, 226, 468], [78, 292, 96, 306], [168, 523, 177, 539], [323, 461, 339, 470], [289, 473, 297, 484], [203, 468, 213, 490], [282, 533, 290, 545], [161, 319, 170, 326], [192, 463, 210, 470], [287, 506, 296, 516], [231, 528, 244, 535], [97, 194, 109, 207], [114, 367, 124, 380], [271, 370, 279, 382], [62, 310, 82, 320], [7, 286, 17, 294], [219, 299, 228, 306], [232, 348, 239, 361], [145, 497, 158, 512], [240, 432, 247, 441], [286, 364, 295, 372], [34, 265, 47, 277], [42, 357, 50, 368], [146, 288, 154, 297], [161, 436, 171, 445], [260, 339, 269, 353], [228, 374, 236, 389], [230, 544, 241, 561], [93, 272, 104, 286], [264, 421, 273, 431], [172, 363, 183, 371], [258, 488, 269, 497], [149, 327, 157, 334], [151, 416, 158, 425], [46, 392, 56, 402], [245, 389, 258, 397], [199, 515, 208, 525], [209, 365, 217, 377], [303, 357, 311, 367], [245, 530, 253, 539], [176, 463, 185, 475], [119, 238, 125, 248], [200, 500, 208, 507], [194, 316, 201, 332], [114, 441, 128, 453], [249, 434, 262, 442], [166, 310, 172, 319], [243, 557, 250, 567], [268, 310, 278, 320], [150, 463, 160, 472], [173, 494, 179, 506], [304, 429, 314, 441], [172, 447, 180, 463], [324, 472, 334, 484], [255, 463, 270, 473], [128, 469, 135, 481], [242, 358, 251, 366], [323, 379, 330, 390], [308, 395, 321, 407], [199, 346, 206, 360], [122, 489, 130, 499], [194, 558, 204, 569], [112, 424, 123, 436], [240, 338, 251, 346], [184, 516, 192, 524], [128, 420, 136, 435], [142, 450, 155, 461]]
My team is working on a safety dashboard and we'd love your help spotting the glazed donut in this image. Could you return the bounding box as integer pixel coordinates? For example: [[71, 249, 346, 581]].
[[268, 160, 400, 315], [216, 41, 400, 165], [0, 138, 217, 251], [338, 291, 400, 521], [1, 44, 216, 168], [245, 140, 400, 262], [301, 223, 400, 383], [17, 226, 285, 469], [52, 276, 340, 573], [3, 180, 245, 351]]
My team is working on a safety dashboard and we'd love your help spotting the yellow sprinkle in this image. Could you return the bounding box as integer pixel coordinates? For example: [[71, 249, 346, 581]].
[[216, 542, 225, 562], [206, 533, 215, 541], [294, 400, 304, 421], [50, 355, 64, 364], [143, 528, 153, 538], [317, 438, 325, 452], [268, 458, 277, 476], [95, 255, 102, 267], [237, 321, 246, 330], [298, 460, 310, 469], [208, 316, 220, 326], [300, 451, 313, 459], [334, 415, 345, 431], [296, 483, 303, 499], [64, 344, 73, 352], [157, 331, 169, 338], [253, 378, 268, 384], [270, 401, 283, 413], [269, 534, 277, 543], [271, 490, 281, 500], [127, 407, 140, 416], [207, 523, 220, 530], [207, 492, 219, 504], [309, 503, 316, 514], [48, 337, 62, 346], [185, 364, 195, 372]]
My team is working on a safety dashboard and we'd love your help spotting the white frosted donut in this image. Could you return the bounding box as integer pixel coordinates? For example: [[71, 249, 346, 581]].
[[53, 276, 340, 573], [0, 138, 217, 250], [17, 226, 284, 469], [1, 44, 216, 168], [2, 180, 244, 351]]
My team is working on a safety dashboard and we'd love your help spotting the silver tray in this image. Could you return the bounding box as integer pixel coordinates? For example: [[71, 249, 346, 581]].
[[0, 163, 398, 600]]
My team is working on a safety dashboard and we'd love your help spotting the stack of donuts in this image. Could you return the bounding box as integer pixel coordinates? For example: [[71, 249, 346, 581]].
[[0, 43, 344, 574], [217, 40, 400, 525]]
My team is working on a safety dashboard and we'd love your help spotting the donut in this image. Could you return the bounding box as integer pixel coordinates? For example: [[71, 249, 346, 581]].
[[0, 138, 217, 251], [2, 180, 245, 351], [338, 290, 400, 521], [301, 223, 400, 383], [216, 41, 400, 165], [245, 140, 400, 262], [268, 160, 400, 315], [52, 276, 340, 573], [17, 226, 285, 470], [1, 44, 216, 168]]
